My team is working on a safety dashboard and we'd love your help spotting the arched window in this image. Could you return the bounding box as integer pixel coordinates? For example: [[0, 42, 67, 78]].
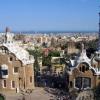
[[10, 57, 13, 61], [82, 66, 85, 72]]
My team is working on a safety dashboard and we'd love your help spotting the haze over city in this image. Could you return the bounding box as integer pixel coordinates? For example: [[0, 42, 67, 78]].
[[0, 0, 99, 32]]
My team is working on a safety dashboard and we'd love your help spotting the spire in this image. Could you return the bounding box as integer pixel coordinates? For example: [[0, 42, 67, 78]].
[[82, 43, 85, 51], [78, 43, 90, 63], [81, 43, 88, 59], [81, 43, 86, 56], [98, 12, 100, 51], [99, 12, 100, 40]]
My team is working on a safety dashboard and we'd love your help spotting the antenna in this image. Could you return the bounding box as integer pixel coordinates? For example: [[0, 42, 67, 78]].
[[98, 8, 100, 51], [99, 12, 100, 39], [98, 6, 100, 38]]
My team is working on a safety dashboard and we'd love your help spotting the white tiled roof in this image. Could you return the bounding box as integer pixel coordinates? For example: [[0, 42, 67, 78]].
[[3, 43, 34, 65], [77, 49, 90, 64]]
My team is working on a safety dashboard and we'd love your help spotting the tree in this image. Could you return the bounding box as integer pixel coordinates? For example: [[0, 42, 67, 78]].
[[94, 83, 100, 100], [27, 49, 42, 59], [27, 49, 42, 74], [42, 55, 51, 66], [86, 41, 97, 50], [75, 42, 81, 49], [48, 50, 60, 57]]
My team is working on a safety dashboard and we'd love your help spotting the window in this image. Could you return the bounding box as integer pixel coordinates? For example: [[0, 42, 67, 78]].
[[70, 81, 73, 88], [1, 70, 8, 75], [14, 67, 19, 73], [3, 80, 6, 87], [0, 69, 8, 78], [82, 66, 85, 72], [83, 78, 91, 88], [30, 76, 32, 83], [12, 81, 15, 88], [75, 77, 82, 89], [10, 57, 13, 61]]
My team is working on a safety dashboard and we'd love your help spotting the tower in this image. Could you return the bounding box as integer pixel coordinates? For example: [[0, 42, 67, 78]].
[[4, 27, 14, 43], [67, 41, 76, 54], [94, 12, 100, 61], [98, 12, 100, 51], [96, 12, 100, 51]]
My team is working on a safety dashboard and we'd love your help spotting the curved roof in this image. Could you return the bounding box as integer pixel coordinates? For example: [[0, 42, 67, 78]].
[[69, 49, 100, 75], [2, 43, 34, 65]]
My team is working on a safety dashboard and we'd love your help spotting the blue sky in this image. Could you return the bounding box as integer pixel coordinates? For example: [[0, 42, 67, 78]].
[[0, 0, 99, 31]]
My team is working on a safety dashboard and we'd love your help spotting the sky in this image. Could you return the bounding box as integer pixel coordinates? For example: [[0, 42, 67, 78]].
[[0, 0, 99, 31]]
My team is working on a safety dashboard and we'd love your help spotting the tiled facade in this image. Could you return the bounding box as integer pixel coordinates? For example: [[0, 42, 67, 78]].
[[68, 46, 100, 91], [0, 46, 34, 92]]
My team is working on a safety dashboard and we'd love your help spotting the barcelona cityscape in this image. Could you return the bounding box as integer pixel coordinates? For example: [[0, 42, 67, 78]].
[[0, 0, 100, 100]]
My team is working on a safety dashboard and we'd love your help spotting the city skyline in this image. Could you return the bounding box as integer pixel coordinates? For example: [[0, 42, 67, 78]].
[[0, 0, 99, 31]]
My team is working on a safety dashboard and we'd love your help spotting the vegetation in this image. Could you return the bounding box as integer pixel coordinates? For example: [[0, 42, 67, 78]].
[[27, 48, 42, 59], [48, 50, 60, 57], [85, 39, 98, 49], [0, 94, 5, 100], [28, 49, 42, 76], [42, 50, 60, 66], [28, 48, 61, 70], [75, 42, 81, 49], [42, 55, 51, 66], [75, 39, 98, 50], [94, 83, 100, 100]]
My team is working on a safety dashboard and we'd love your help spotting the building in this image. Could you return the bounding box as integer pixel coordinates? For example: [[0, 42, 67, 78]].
[[51, 57, 65, 74], [0, 28, 35, 92], [67, 41, 79, 54], [68, 13, 100, 91], [68, 44, 100, 90]]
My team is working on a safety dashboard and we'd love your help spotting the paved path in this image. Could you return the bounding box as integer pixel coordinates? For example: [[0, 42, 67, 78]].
[[76, 90, 94, 100], [2, 88, 55, 100]]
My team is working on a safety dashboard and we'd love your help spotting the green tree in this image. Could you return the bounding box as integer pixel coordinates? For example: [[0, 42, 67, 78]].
[[48, 50, 60, 57], [42, 55, 51, 66], [27, 49, 42, 75], [28, 49, 42, 58], [42, 50, 60, 66]]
